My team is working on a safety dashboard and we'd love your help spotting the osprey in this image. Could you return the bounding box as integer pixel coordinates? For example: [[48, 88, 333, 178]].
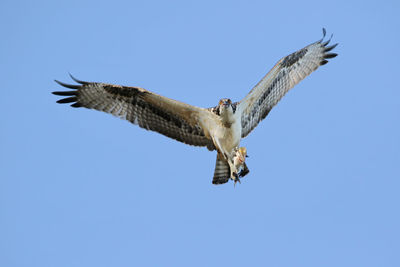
[[53, 29, 338, 185]]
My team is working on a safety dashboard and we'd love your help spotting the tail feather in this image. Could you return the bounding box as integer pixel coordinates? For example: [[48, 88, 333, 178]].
[[212, 154, 230, 185]]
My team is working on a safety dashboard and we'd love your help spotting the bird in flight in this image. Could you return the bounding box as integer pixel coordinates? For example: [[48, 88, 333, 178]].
[[53, 28, 338, 185]]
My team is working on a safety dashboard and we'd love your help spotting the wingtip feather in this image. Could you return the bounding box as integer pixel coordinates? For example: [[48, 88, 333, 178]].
[[324, 43, 338, 52], [319, 28, 327, 43], [322, 33, 334, 46], [69, 73, 89, 84], [52, 91, 77, 96], [56, 96, 78, 104], [324, 53, 338, 59], [320, 59, 329, 65], [54, 80, 80, 89], [71, 103, 82, 108]]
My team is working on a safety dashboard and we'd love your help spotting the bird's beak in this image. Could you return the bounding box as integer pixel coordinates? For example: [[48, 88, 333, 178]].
[[246, 155, 249, 158]]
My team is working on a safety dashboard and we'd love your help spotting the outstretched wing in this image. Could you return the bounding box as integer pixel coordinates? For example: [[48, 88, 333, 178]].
[[53, 75, 215, 150], [239, 28, 338, 137]]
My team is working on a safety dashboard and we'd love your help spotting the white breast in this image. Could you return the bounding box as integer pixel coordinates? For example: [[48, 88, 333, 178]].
[[213, 111, 242, 156]]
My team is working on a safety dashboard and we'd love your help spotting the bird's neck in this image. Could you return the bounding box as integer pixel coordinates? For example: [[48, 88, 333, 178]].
[[220, 109, 236, 127]]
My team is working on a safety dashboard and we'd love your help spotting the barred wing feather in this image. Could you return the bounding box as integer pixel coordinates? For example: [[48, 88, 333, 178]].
[[53, 75, 215, 150], [239, 28, 338, 137]]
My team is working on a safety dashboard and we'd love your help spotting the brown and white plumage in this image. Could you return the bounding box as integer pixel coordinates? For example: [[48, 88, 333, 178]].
[[53, 77, 216, 150], [53, 28, 338, 185], [212, 153, 232, 185], [239, 28, 338, 137]]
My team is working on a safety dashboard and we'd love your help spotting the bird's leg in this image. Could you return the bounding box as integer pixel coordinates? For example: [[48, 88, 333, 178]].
[[233, 171, 241, 187], [226, 152, 240, 184]]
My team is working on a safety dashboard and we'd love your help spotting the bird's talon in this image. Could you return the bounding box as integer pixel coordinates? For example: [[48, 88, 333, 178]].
[[233, 177, 241, 186]]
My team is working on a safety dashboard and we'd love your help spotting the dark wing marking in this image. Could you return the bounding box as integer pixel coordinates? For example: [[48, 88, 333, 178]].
[[53, 74, 215, 150], [239, 28, 338, 137]]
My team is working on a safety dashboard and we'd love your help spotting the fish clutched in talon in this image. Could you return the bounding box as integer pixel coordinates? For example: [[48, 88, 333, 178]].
[[233, 147, 249, 177], [231, 147, 250, 185]]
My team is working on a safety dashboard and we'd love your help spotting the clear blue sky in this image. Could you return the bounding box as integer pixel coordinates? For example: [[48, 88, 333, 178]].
[[1, 0, 399, 266]]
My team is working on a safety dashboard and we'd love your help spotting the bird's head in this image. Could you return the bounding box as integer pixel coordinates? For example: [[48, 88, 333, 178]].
[[218, 98, 233, 114]]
